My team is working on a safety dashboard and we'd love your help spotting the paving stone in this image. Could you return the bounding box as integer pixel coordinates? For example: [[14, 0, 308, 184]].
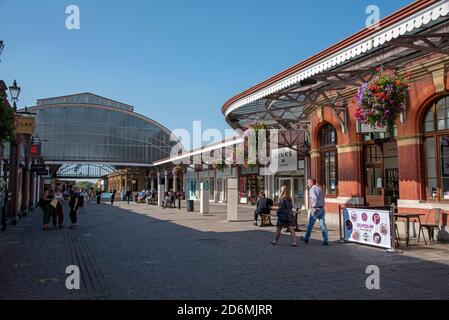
[[0, 201, 448, 299]]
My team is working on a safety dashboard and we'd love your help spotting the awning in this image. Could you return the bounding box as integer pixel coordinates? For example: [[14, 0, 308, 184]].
[[223, 0, 449, 132]]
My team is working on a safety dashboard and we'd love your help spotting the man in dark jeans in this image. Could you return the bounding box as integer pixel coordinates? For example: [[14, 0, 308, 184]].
[[254, 192, 273, 226]]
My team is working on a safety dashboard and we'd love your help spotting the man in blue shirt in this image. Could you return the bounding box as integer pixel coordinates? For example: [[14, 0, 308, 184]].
[[301, 178, 329, 245]]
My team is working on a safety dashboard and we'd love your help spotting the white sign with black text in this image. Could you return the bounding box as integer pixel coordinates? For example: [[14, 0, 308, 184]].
[[269, 148, 298, 173]]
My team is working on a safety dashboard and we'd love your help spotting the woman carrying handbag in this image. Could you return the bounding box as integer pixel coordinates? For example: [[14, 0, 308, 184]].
[[271, 185, 297, 247]]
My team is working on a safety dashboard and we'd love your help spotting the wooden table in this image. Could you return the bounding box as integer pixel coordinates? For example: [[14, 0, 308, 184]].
[[394, 213, 426, 247]]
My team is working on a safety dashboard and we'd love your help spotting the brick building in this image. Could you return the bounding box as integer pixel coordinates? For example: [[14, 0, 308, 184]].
[[221, 0, 449, 239]]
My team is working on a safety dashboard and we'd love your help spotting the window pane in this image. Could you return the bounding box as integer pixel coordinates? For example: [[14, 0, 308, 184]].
[[442, 178, 449, 200], [324, 151, 336, 195], [427, 158, 436, 179], [366, 167, 382, 196], [427, 138, 435, 157]]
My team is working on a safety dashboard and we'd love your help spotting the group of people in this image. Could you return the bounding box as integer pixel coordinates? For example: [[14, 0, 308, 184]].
[[39, 186, 84, 230], [254, 178, 329, 247]]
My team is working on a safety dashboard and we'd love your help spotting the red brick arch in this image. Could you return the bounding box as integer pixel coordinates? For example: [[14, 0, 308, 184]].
[[414, 92, 449, 134]]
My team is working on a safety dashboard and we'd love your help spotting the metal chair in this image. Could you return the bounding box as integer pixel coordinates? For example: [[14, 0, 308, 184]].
[[418, 208, 441, 245]]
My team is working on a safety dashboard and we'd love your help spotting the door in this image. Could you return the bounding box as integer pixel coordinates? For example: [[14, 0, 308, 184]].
[[384, 168, 399, 205], [278, 177, 304, 207], [364, 144, 385, 207], [279, 178, 292, 200]]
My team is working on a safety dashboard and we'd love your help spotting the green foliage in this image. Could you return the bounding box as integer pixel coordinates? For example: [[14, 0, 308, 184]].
[[75, 181, 95, 191], [0, 98, 16, 146]]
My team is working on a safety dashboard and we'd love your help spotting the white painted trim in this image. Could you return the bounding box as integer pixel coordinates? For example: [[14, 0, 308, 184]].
[[152, 137, 244, 166], [225, 1, 449, 118], [44, 160, 151, 167]]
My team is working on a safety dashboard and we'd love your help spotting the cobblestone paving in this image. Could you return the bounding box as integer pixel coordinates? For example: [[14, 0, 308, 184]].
[[1, 200, 449, 300]]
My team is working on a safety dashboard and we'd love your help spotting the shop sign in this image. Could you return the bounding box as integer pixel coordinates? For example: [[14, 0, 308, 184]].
[[269, 148, 298, 173], [240, 166, 258, 175], [29, 144, 42, 160], [343, 208, 392, 249], [16, 116, 36, 135]]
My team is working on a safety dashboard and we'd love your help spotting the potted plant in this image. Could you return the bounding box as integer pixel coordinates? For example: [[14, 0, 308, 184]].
[[355, 68, 409, 131]]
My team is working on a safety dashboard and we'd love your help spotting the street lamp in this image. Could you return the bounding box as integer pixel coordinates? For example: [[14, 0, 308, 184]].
[[9, 80, 21, 110], [0, 40, 4, 56], [301, 139, 311, 155]]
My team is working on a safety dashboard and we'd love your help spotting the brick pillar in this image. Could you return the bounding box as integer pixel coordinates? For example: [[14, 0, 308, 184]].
[[397, 136, 423, 203], [310, 150, 321, 186], [337, 143, 364, 204], [22, 159, 30, 215], [29, 171, 35, 210]]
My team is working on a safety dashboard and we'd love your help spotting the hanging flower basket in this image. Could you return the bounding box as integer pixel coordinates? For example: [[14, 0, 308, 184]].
[[355, 69, 409, 130], [172, 165, 183, 177], [241, 122, 267, 168]]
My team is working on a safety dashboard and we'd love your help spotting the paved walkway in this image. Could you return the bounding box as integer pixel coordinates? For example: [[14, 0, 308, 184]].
[[1, 200, 449, 300]]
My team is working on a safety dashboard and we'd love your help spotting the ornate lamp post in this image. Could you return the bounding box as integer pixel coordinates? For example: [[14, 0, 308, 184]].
[[9, 80, 21, 110], [301, 136, 311, 210], [0, 41, 4, 57]]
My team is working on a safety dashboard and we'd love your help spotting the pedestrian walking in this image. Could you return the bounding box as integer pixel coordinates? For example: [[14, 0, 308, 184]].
[[126, 188, 132, 205], [39, 187, 54, 231], [111, 189, 116, 206], [301, 179, 329, 246], [271, 186, 297, 247], [68, 187, 83, 229], [52, 187, 64, 228], [96, 189, 102, 204]]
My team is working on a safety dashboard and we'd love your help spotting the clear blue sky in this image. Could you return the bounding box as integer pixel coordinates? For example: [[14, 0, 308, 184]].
[[1, 0, 411, 135]]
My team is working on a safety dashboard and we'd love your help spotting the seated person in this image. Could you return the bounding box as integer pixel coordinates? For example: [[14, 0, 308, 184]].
[[254, 192, 274, 226], [163, 191, 174, 208]]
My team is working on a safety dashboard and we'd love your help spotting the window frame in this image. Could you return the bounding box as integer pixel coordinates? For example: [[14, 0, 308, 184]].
[[319, 124, 338, 197], [423, 96, 449, 203]]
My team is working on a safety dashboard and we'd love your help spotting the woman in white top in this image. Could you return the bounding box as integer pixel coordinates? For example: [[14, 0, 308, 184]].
[[52, 187, 65, 228]]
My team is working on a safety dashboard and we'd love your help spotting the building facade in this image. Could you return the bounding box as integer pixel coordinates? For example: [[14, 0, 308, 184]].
[[220, 0, 449, 239]]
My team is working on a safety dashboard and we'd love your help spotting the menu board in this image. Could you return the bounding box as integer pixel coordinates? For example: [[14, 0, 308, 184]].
[[343, 208, 392, 249]]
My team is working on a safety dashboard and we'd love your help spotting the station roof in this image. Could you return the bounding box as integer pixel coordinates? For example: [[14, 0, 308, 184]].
[[222, 0, 449, 132]]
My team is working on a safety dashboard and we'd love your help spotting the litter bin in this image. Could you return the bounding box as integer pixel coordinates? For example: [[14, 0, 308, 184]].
[[187, 200, 194, 212]]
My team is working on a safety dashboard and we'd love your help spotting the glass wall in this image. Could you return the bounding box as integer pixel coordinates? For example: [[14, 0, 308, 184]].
[[35, 106, 174, 164]]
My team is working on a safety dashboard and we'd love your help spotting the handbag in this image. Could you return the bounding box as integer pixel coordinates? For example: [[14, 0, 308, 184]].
[[50, 199, 59, 208], [277, 199, 291, 222]]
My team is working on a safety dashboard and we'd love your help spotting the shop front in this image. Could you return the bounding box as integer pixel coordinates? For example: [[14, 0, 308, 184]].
[[239, 166, 263, 205], [215, 165, 237, 203], [184, 167, 197, 200], [362, 132, 399, 207], [267, 147, 305, 208]]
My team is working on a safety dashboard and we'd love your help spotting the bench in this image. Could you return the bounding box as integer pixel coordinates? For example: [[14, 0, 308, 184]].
[[260, 214, 274, 227], [163, 196, 177, 208], [260, 207, 304, 230]]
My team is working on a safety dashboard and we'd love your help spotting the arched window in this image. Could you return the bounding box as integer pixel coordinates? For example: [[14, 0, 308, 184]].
[[320, 124, 338, 195], [423, 96, 449, 201]]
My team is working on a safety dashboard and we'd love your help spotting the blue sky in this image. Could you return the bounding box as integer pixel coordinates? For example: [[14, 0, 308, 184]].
[[1, 0, 411, 136]]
